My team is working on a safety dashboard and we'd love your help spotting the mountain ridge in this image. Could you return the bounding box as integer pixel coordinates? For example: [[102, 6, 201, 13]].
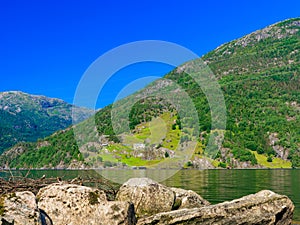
[[1, 17, 300, 169], [0, 91, 94, 154]]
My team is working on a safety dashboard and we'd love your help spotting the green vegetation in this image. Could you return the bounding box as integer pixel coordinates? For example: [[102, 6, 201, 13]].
[[5, 128, 84, 169], [0, 196, 5, 216], [88, 191, 100, 205], [218, 162, 227, 168], [0, 91, 93, 154], [121, 157, 161, 167], [231, 148, 257, 165], [1, 18, 300, 169], [251, 151, 292, 168]]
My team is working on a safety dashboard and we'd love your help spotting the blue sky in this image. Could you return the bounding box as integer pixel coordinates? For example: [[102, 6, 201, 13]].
[[1, 0, 299, 108]]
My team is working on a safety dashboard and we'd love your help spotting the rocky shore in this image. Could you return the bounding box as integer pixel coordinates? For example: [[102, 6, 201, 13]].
[[0, 177, 295, 225]]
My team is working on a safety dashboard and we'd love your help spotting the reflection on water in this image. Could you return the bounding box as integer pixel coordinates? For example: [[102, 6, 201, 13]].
[[161, 169, 300, 222], [1, 169, 299, 221], [97, 169, 179, 184]]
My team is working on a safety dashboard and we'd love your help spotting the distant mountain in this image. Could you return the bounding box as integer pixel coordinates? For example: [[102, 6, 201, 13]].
[[0, 91, 94, 153], [2, 18, 300, 169]]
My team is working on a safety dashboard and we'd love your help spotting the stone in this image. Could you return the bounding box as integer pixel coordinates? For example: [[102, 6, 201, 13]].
[[116, 178, 175, 217], [170, 187, 210, 209], [0, 191, 42, 225], [96, 201, 137, 225], [37, 183, 136, 225], [137, 190, 294, 225]]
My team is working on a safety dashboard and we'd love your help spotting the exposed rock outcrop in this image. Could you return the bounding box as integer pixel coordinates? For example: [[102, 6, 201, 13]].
[[191, 157, 214, 169], [0, 191, 42, 225], [116, 178, 210, 216], [137, 190, 294, 225], [170, 187, 210, 209], [37, 183, 136, 225], [0, 179, 295, 225], [116, 178, 175, 217]]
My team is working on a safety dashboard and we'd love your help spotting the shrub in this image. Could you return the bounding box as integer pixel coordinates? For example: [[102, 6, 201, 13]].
[[267, 155, 273, 162], [219, 162, 227, 168], [104, 161, 113, 167]]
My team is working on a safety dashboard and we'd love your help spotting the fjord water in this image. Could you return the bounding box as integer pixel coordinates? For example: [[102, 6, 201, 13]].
[[3, 169, 300, 222], [163, 169, 300, 222]]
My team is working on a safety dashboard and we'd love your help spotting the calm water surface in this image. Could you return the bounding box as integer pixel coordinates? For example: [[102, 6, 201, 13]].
[[2, 169, 299, 222]]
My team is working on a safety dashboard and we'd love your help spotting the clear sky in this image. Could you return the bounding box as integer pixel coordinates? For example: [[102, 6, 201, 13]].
[[1, 0, 299, 108]]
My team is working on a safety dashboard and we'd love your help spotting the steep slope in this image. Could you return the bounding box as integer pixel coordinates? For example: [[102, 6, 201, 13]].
[[164, 18, 300, 168], [2, 18, 300, 169], [0, 91, 94, 153]]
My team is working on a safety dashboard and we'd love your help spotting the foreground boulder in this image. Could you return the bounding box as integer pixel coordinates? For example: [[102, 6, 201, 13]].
[[170, 187, 210, 209], [0, 191, 42, 225], [37, 183, 136, 225], [116, 178, 176, 217], [0, 178, 294, 225], [116, 178, 210, 217], [137, 190, 294, 225]]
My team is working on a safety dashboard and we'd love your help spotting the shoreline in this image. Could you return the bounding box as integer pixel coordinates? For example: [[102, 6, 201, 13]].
[[0, 177, 295, 225], [2, 167, 300, 171]]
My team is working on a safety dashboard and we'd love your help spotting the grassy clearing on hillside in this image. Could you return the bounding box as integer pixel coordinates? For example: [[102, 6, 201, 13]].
[[121, 156, 161, 166], [193, 141, 204, 155], [123, 135, 143, 145], [134, 127, 151, 140], [251, 151, 292, 168], [106, 143, 131, 152], [98, 153, 119, 163], [130, 112, 181, 150], [148, 117, 167, 144], [101, 112, 183, 167], [160, 113, 181, 150]]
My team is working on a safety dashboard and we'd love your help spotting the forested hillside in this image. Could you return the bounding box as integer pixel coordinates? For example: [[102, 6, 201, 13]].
[[0, 91, 94, 154], [2, 18, 299, 169]]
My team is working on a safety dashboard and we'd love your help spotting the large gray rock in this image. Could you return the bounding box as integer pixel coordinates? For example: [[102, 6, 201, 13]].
[[116, 178, 175, 217], [0, 191, 42, 225], [170, 187, 210, 209], [96, 201, 137, 225], [37, 183, 136, 225], [137, 190, 294, 225]]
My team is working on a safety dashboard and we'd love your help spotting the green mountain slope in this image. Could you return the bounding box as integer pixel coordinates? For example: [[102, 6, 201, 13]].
[[2, 18, 300, 169], [0, 91, 94, 154]]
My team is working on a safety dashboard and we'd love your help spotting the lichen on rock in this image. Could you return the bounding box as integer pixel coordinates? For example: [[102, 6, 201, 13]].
[[116, 178, 175, 217], [0, 191, 42, 225]]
